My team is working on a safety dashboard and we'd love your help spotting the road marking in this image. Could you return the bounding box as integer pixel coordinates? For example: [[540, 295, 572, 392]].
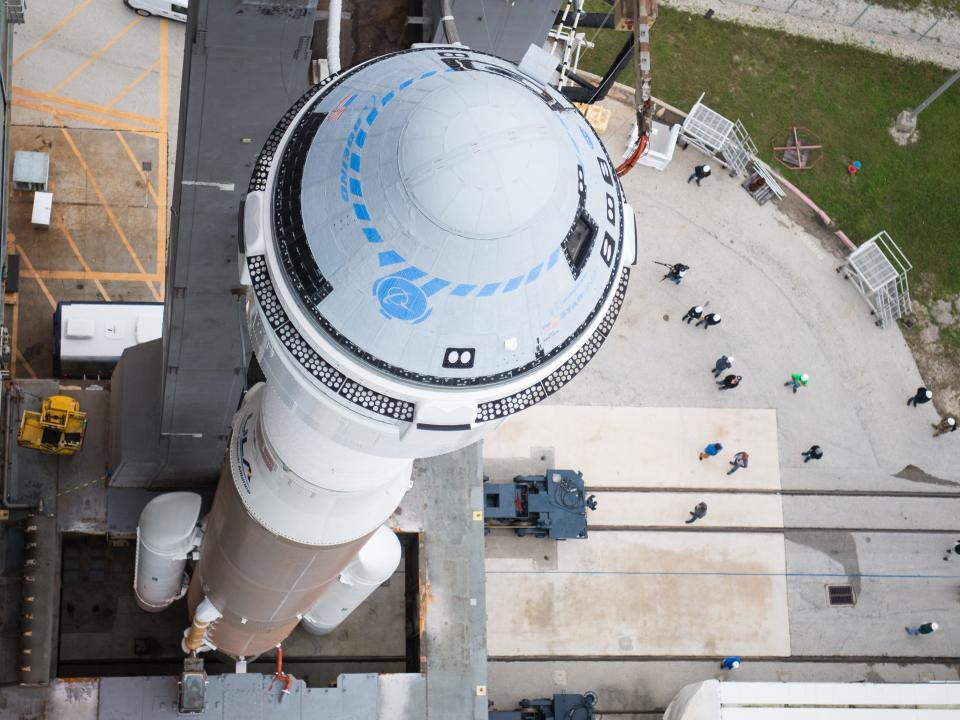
[[13, 87, 161, 128], [13, 98, 159, 134], [23, 269, 163, 282], [50, 16, 144, 95], [114, 131, 160, 207], [182, 180, 236, 192], [56, 218, 111, 301], [107, 58, 161, 109], [13, 0, 94, 66], [15, 349, 38, 379], [58, 125, 161, 301], [17, 245, 57, 311]]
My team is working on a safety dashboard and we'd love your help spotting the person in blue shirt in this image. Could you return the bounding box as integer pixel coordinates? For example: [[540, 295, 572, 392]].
[[720, 656, 742, 670], [699, 442, 723, 461]]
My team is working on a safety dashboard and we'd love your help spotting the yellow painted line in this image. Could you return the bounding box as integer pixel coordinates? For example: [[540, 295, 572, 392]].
[[56, 218, 111, 301], [14, 86, 161, 128], [106, 58, 161, 109], [13, 0, 94, 66], [58, 125, 162, 301], [50, 16, 144, 95], [115, 131, 160, 207], [13, 98, 159, 133], [17, 246, 57, 311], [15, 349, 38, 379], [23, 269, 163, 282], [157, 19, 169, 295]]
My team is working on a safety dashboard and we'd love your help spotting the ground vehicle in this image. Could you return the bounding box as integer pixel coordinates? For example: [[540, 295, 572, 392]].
[[17, 395, 87, 456], [123, 0, 188, 22]]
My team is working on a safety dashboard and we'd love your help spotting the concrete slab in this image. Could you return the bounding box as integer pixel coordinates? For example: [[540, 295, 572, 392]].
[[486, 531, 790, 658], [589, 492, 785, 528], [483, 406, 781, 490]]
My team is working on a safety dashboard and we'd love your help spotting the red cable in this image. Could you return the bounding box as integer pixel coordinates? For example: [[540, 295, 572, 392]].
[[616, 133, 648, 177]]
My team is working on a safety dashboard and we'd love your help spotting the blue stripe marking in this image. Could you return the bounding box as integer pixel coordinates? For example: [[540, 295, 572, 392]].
[[353, 204, 370, 221], [344, 93, 358, 107], [393, 266, 428, 281], [420, 70, 437, 79], [349, 178, 363, 197], [378, 250, 405, 266], [503, 275, 524, 293], [399, 78, 414, 89], [366, 108, 378, 125], [421, 278, 451, 296], [356, 130, 367, 148], [526, 263, 543, 284], [478, 282, 500, 297], [451, 283, 477, 296], [380, 91, 395, 107], [363, 228, 383, 244], [350, 153, 361, 172], [547, 249, 560, 270]]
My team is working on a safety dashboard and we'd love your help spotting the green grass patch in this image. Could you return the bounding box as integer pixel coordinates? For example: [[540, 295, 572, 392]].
[[577, 5, 960, 295]]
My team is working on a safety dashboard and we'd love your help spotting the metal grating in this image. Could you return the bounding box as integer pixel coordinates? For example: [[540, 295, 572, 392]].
[[683, 98, 735, 152], [827, 584, 856, 606], [847, 243, 899, 292]]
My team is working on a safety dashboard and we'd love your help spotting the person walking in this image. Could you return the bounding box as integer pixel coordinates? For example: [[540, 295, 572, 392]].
[[801, 445, 823, 463], [712, 355, 733, 378], [663, 263, 690, 285], [942, 540, 960, 562], [682, 305, 704, 324], [933, 416, 957, 437], [687, 164, 712, 186], [905, 621, 939, 636], [699, 442, 723, 461], [784, 372, 809, 394], [720, 656, 742, 670], [695, 313, 722, 329], [685, 501, 708, 524], [907, 387, 933, 407], [717, 374, 741, 390], [727, 451, 749, 475]]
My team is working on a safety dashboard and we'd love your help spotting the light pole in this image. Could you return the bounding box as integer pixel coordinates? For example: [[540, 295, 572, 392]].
[[895, 70, 960, 135]]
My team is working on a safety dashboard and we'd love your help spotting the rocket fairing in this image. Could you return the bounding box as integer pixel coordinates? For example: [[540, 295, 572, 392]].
[[147, 46, 635, 659]]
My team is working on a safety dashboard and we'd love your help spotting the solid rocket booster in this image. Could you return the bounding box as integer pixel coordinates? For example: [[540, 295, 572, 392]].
[[186, 46, 637, 659]]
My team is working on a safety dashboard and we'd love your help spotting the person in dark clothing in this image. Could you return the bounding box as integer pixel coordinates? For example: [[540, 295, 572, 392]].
[[905, 622, 938, 636], [682, 305, 704, 324], [696, 313, 722, 329], [801, 445, 823, 462], [933, 416, 957, 437], [663, 263, 690, 285], [687, 164, 712, 186], [712, 355, 734, 378], [907, 387, 933, 407], [717, 374, 741, 390], [727, 451, 749, 475], [685, 501, 708, 524]]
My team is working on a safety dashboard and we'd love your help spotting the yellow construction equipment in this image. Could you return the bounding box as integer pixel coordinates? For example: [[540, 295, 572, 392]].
[[17, 395, 87, 456]]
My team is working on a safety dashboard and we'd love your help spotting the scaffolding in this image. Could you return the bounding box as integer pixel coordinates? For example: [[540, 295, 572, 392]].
[[837, 231, 912, 328], [680, 94, 758, 176]]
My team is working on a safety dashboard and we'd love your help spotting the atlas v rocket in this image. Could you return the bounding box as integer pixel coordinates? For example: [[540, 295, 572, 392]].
[[133, 46, 636, 660]]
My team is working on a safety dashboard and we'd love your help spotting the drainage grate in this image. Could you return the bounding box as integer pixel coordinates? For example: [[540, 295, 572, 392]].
[[827, 584, 856, 606]]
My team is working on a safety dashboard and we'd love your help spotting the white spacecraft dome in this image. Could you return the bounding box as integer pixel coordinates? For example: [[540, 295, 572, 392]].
[[257, 48, 628, 392]]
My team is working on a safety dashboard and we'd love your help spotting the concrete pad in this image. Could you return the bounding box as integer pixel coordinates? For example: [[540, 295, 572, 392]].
[[484, 406, 781, 490], [783, 495, 960, 531], [486, 531, 790, 657], [590, 492, 784, 529]]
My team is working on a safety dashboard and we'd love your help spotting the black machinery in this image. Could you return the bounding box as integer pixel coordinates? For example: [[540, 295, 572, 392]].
[[489, 692, 598, 720], [483, 469, 597, 540]]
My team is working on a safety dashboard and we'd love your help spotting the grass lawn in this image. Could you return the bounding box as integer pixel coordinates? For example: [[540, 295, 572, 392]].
[[577, 4, 960, 299]]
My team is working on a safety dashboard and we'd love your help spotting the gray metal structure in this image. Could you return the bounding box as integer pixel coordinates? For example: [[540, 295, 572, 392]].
[[484, 469, 596, 539], [110, 0, 317, 485], [427, 0, 560, 64], [680, 93, 758, 176]]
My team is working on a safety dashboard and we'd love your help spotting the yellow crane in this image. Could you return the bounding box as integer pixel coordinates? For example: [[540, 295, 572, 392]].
[[17, 395, 87, 456]]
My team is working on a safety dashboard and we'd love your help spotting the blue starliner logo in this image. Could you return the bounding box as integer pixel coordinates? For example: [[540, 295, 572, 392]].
[[373, 275, 432, 324]]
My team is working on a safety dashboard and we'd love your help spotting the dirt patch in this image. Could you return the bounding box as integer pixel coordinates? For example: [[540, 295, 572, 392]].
[[898, 274, 960, 418]]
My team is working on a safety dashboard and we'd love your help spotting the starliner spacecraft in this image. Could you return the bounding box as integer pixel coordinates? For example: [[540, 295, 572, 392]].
[[134, 46, 636, 660]]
